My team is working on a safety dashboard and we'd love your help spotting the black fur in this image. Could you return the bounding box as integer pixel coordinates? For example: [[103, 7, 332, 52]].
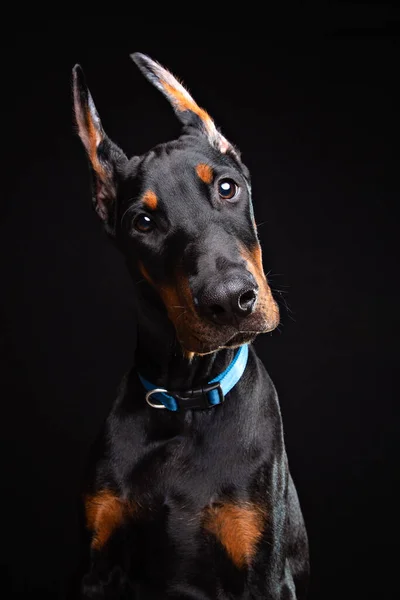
[[73, 53, 309, 599]]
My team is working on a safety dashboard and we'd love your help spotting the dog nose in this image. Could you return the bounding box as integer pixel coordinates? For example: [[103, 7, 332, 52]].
[[197, 276, 258, 325]]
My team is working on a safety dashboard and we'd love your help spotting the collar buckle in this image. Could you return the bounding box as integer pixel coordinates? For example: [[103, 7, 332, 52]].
[[171, 381, 224, 410]]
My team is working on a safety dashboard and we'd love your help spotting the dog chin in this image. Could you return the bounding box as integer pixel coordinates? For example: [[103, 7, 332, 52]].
[[181, 329, 261, 355], [178, 312, 280, 355]]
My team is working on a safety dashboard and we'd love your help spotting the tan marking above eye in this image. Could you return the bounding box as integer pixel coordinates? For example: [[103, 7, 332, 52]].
[[142, 189, 158, 210], [202, 502, 267, 568], [196, 163, 214, 184]]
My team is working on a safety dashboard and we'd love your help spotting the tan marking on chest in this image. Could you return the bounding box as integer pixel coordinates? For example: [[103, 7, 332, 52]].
[[203, 502, 266, 568], [85, 490, 134, 550], [142, 189, 158, 210], [196, 163, 214, 184]]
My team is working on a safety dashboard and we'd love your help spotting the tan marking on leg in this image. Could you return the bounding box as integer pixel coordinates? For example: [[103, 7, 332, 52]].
[[196, 163, 214, 184], [203, 502, 266, 568], [142, 189, 158, 210], [85, 490, 134, 551]]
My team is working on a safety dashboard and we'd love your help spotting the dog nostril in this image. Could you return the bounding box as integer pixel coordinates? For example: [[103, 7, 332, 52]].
[[238, 289, 257, 312], [196, 277, 258, 325]]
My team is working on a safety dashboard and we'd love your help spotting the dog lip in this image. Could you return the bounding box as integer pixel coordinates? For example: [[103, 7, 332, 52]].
[[183, 327, 260, 353], [178, 309, 278, 353]]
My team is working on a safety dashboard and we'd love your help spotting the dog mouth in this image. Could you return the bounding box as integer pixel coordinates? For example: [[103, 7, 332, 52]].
[[176, 311, 279, 355], [190, 330, 259, 354]]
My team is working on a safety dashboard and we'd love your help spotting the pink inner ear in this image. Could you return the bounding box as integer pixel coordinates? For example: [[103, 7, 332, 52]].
[[95, 180, 110, 221], [218, 136, 231, 154], [139, 64, 230, 153]]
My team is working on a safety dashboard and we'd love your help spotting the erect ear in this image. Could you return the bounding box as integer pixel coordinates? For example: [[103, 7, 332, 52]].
[[72, 65, 127, 234], [130, 53, 237, 157]]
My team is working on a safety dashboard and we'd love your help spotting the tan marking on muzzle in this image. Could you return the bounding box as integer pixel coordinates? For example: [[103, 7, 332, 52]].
[[157, 273, 205, 354], [138, 262, 188, 324], [158, 275, 195, 328], [240, 243, 280, 329], [138, 261, 154, 285], [138, 265, 252, 355], [138, 264, 198, 352]]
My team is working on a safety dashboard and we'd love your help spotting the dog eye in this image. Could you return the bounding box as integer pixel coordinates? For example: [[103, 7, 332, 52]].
[[218, 178, 238, 201], [133, 214, 156, 233]]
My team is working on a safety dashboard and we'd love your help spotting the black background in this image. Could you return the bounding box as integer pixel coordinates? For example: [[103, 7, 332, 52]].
[[0, 9, 397, 600]]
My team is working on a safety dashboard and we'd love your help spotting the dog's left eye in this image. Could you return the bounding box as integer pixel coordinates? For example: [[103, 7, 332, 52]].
[[133, 214, 156, 233], [218, 178, 238, 201]]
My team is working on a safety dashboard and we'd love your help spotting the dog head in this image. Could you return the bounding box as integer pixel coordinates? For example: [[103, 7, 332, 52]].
[[73, 53, 279, 355]]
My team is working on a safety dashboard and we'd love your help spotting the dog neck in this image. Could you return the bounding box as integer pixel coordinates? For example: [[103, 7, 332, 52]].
[[133, 280, 235, 393]]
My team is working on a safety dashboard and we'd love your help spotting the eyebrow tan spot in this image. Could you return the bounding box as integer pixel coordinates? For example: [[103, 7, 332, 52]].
[[196, 163, 214, 184], [142, 189, 158, 210]]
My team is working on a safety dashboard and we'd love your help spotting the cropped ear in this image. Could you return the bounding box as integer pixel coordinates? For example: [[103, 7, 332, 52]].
[[131, 53, 237, 156], [72, 65, 127, 234]]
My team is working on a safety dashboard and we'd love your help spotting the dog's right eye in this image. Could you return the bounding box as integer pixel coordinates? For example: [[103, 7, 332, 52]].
[[218, 178, 238, 201], [133, 214, 156, 233]]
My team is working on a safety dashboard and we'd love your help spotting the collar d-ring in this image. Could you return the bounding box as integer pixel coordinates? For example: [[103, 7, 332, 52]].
[[145, 388, 168, 409]]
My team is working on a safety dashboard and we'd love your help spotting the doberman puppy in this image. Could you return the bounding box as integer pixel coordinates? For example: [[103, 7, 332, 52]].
[[73, 53, 309, 599]]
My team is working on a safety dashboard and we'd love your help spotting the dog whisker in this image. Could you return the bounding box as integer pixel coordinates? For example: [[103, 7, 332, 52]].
[[175, 310, 187, 323], [274, 294, 295, 321], [120, 203, 136, 227]]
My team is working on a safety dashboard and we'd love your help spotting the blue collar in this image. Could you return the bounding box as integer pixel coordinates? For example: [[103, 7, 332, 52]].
[[138, 344, 249, 411]]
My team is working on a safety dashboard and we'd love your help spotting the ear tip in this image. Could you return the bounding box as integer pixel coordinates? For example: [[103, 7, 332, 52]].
[[72, 64, 85, 85], [130, 52, 145, 62], [130, 52, 152, 70]]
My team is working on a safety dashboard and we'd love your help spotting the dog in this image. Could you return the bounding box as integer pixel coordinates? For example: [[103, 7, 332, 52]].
[[72, 52, 309, 599]]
